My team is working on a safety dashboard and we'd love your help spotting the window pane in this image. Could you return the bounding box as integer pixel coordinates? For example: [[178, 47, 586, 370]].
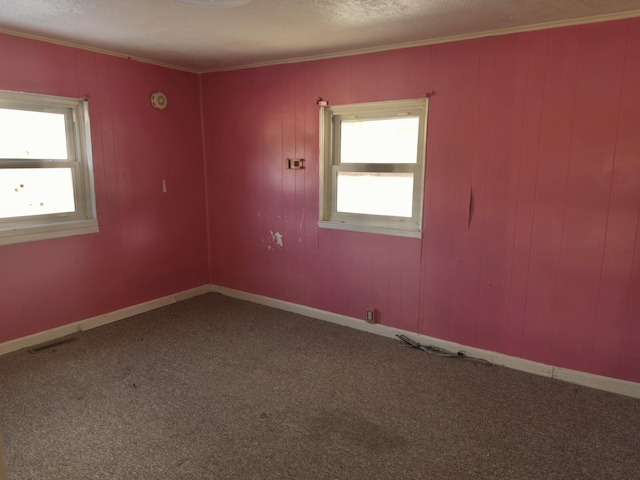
[[0, 109, 68, 159], [340, 117, 419, 164], [337, 172, 413, 217], [0, 168, 75, 219]]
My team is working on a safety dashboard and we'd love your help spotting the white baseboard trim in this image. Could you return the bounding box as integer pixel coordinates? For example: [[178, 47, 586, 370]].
[[552, 367, 640, 399], [210, 284, 640, 400], [0, 285, 210, 357], [2, 283, 637, 400]]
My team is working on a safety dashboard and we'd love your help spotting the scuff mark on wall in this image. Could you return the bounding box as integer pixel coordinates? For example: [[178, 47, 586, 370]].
[[270, 230, 283, 248], [264, 230, 284, 250]]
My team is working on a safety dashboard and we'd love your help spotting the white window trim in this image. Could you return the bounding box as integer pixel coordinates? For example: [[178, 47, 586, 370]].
[[0, 90, 98, 246], [319, 98, 428, 238]]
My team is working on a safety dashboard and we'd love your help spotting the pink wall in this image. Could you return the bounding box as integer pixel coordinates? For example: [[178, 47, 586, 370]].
[[0, 34, 209, 343], [202, 19, 640, 383], [1, 18, 639, 385]]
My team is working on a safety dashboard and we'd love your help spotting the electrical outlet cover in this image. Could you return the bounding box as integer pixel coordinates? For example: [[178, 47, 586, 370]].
[[366, 309, 375, 323]]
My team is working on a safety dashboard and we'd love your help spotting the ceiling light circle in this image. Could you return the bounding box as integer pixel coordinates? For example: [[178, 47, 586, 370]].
[[172, 0, 252, 8]]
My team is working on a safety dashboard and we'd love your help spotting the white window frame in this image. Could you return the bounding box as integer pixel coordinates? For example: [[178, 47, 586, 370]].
[[0, 90, 98, 246], [319, 98, 428, 238]]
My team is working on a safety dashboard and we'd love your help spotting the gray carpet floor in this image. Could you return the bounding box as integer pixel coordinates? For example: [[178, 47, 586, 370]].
[[1, 293, 639, 479]]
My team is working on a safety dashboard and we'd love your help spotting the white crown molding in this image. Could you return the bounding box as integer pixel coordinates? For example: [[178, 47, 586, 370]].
[[2, 9, 640, 74], [202, 9, 640, 73], [0, 28, 199, 74], [172, 0, 252, 7]]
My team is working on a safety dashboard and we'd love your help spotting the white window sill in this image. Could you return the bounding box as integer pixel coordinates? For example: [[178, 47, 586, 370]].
[[0, 219, 99, 246], [319, 220, 422, 239]]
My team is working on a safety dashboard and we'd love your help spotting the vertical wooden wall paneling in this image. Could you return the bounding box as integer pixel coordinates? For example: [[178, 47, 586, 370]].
[[318, 229, 334, 314], [75, 52, 128, 316], [214, 72, 238, 290], [233, 71, 261, 293], [106, 57, 138, 300], [505, 30, 548, 357], [317, 57, 351, 314], [349, 52, 378, 104], [248, 71, 267, 295], [159, 65, 208, 297], [347, 45, 377, 319], [375, 49, 401, 100], [29, 238, 76, 334], [302, 61, 321, 245], [110, 60, 143, 303], [299, 61, 323, 308], [475, 33, 529, 353], [622, 234, 640, 382], [282, 63, 297, 304], [162, 70, 208, 293], [198, 19, 640, 383], [386, 236, 407, 329], [88, 53, 119, 229], [328, 56, 352, 106], [328, 229, 352, 316], [314, 60, 331, 309], [137, 78, 169, 295], [520, 26, 580, 365], [448, 40, 482, 346], [291, 63, 307, 305], [621, 205, 640, 382], [550, 22, 627, 372], [371, 234, 392, 325], [347, 232, 375, 321], [0, 240, 27, 340], [399, 238, 422, 333], [419, 41, 466, 340], [311, 31, 325, 300], [460, 36, 498, 348], [411, 45, 438, 335], [1, 33, 209, 343], [76, 54, 129, 316], [131, 64, 171, 300], [596, 18, 640, 382], [239, 70, 265, 293], [281, 67, 299, 303], [11, 39, 57, 94], [201, 75, 228, 287], [260, 67, 290, 300]]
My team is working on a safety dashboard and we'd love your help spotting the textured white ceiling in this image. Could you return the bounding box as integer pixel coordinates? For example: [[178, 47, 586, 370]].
[[1, 0, 639, 72]]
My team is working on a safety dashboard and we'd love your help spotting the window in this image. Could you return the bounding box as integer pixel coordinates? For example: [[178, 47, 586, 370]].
[[319, 98, 428, 238], [0, 90, 98, 246]]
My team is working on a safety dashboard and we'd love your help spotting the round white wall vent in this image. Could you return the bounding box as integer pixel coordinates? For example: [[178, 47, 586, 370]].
[[150, 91, 168, 110]]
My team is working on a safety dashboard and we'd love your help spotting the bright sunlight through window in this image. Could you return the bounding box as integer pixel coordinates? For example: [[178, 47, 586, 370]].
[[0, 109, 68, 160], [0, 90, 98, 246], [0, 168, 76, 219], [320, 98, 428, 238]]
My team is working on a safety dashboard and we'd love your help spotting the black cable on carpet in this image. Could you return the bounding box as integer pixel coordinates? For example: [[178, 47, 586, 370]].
[[396, 334, 491, 364]]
